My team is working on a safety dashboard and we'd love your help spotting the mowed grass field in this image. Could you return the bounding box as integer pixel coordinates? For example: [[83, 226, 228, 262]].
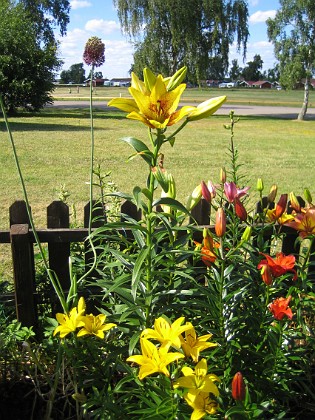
[[53, 85, 315, 107], [1, 89, 315, 278]]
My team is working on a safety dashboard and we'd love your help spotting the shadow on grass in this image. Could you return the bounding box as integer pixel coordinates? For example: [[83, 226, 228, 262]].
[[14, 107, 127, 120], [0, 109, 128, 132]]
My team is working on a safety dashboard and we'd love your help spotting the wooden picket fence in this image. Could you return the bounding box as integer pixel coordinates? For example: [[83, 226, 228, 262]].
[[0, 199, 312, 328]]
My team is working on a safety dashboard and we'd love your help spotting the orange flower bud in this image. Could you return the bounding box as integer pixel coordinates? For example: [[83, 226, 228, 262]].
[[289, 191, 301, 213], [220, 167, 226, 184], [260, 264, 273, 286], [203, 228, 213, 250], [234, 197, 247, 222], [275, 194, 288, 219], [267, 184, 278, 203], [215, 207, 226, 237], [232, 372, 246, 401]]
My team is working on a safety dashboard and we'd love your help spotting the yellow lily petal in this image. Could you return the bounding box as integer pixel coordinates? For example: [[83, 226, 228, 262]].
[[107, 97, 139, 113]]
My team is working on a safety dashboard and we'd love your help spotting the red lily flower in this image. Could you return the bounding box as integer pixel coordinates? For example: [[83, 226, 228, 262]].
[[269, 296, 293, 321], [257, 252, 297, 281]]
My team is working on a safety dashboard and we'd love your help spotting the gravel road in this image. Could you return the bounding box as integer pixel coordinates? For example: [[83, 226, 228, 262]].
[[48, 100, 315, 120]]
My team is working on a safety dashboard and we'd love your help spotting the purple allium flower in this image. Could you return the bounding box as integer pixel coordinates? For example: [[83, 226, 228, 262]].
[[83, 36, 105, 67]]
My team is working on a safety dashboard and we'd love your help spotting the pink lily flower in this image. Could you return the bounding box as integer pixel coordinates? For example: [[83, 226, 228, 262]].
[[224, 182, 250, 203]]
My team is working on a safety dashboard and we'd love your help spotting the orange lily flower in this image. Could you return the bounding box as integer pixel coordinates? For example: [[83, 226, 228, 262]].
[[194, 229, 219, 267], [257, 252, 297, 281], [268, 296, 293, 321]]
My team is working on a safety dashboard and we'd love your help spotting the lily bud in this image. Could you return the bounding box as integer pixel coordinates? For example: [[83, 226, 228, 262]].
[[187, 96, 226, 121], [234, 197, 247, 222], [267, 184, 278, 203], [203, 228, 213, 250], [260, 265, 273, 286], [289, 191, 301, 213], [241, 226, 252, 242], [304, 188, 313, 205], [232, 372, 246, 402], [186, 185, 202, 211], [201, 181, 211, 203], [166, 66, 187, 91], [275, 194, 288, 218], [215, 207, 226, 237], [256, 178, 264, 192], [220, 167, 227, 184]]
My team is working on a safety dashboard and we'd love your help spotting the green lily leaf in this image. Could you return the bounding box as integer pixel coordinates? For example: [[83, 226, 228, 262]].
[[122, 137, 153, 165]]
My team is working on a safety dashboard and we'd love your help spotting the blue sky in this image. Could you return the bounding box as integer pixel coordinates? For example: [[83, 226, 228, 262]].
[[57, 0, 280, 79]]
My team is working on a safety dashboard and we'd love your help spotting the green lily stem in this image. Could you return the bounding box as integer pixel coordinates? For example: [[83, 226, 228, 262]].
[[77, 65, 97, 284], [144, 129, 161, 326], [44, 343, 64, 420], [0, 96, 68, 313], [270, 321, 284, 380]]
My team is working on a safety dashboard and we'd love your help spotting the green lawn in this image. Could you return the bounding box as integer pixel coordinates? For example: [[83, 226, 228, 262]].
[[1, 104, 315, 279], [1, 107, 315, 230], [53, 85, 315, 107]]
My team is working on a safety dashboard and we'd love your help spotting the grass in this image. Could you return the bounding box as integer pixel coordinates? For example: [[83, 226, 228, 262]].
[[53, 85, 315, 107], [1, 101, 315, 279]]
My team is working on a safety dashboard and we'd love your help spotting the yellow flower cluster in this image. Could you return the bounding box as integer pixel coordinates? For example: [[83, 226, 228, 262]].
[[53, 297, 116, 339], [127, 316, 219, 419]]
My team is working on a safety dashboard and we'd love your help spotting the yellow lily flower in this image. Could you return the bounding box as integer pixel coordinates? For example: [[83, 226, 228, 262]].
[[173, 358, 220, 398], [187, 96, 226, 121], [53, 297, 86, 339], [127, 338, 184, 380], [185, 392, 219, 420], [141, 316, 191, 349], [266, 208, 294, 224], [108, 71, 194, 129], [180, 323, 218, 362], [77, 314, 116, 339]]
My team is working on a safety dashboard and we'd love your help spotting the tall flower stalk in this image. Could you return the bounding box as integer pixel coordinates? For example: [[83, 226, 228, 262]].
[[108, 67, 226, 326], [78, 36, 105, 284]]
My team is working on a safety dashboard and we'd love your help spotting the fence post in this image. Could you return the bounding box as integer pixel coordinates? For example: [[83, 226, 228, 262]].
[[10, 223, 37, 327], [47, 201, 70, 292]]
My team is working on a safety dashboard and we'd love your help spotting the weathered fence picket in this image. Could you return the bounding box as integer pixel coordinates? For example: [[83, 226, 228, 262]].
[[0, 199, 312, 327]]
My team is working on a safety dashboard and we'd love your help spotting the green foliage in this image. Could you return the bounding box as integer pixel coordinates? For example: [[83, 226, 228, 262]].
[[115, 0, 249, 84], [60, 63, 86, 85], [267, 0, 315, 119], [0, 0, 65, 113]]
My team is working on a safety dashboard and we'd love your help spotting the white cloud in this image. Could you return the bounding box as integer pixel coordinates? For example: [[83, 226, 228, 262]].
[[70, 0, 92, 10], [249, 10, 276, 23], [85, 19, 120, 35], [249, 0, 259, 6], [229, 40, 276, 71]]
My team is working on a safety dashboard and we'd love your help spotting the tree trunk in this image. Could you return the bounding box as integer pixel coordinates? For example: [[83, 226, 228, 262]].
[[298, 76, 309, 120]]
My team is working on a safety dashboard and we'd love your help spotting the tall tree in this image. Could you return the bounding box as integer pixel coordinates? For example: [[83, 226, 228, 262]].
[[114, 0, 249, 85], [229, 59, 242, 81], [0, 0, 63, 113], [267, 0, 315, 120], [241, 54, 263, 81]]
